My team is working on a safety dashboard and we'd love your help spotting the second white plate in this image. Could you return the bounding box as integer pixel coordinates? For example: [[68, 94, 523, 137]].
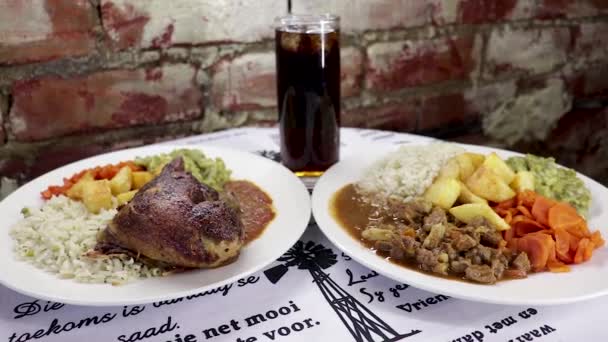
[[312, 142, 608, 306]]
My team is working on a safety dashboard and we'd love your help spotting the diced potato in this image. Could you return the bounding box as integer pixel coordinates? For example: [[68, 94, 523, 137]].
[[66, 172, 94, 200], [510, 171, 535, 192], [482, 152, 516, 184], [116, 190, 138, 206], [132, 171, 154, 189], [464, 152, 485, 169], [437, 158, 460, 179], [466, 166, 516, 202], [424, 178, 461, 210], [110, 166, 133, 195], [457, 181, 488, 205], [449, 203, 510, 231], [455, 154, 476, 181], [82, 180, 113, 214], [361, 228, 396, 242]]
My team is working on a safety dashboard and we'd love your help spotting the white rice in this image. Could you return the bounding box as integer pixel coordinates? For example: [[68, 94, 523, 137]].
[[356, 143, 466, 202], [10, 196, 163, 285]]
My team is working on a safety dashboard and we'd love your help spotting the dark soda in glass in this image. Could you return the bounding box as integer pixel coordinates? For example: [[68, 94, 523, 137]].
[[275, 15, 340, 177]]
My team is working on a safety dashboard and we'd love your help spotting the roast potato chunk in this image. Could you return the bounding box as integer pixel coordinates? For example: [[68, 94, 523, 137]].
[[455, 154, 476, 181], [510, 171, 535, 192], [466, 166, 515, 202], [449, 203, 510, 231], [424, 178, 461, 210], [110, 166, 133, 195], [437, 158, 460, 179], [116, 190, 138, 206], [464, 152, 485, 169], [66, 171, 94, 200], [457, 181, 488, 205], [132, 171, 154, 190], [482, 152, 515, 184], [82, 180, 113, 214]]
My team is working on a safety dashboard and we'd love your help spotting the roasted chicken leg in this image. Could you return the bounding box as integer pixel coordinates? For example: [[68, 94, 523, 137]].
[[95, 157, 244, 268]]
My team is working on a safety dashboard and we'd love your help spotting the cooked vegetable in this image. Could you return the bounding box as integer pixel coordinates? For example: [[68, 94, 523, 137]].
[[464, 152, 485, 169], [132, 171, 154, 189], [466, 166, 516, 202], [507, 154, 590, 216], [65, 172, 94, 200], [116, 190, 138, 206], [41, 161, 142, 200], [449, 203, 510, 231], [494, 190, 604, 272], [455, 154, 475, 181], [82, 180, 113, 214], [424, 178, 460, 210], [110, 166, 133, 195], [135, 149, 231, 191], [482, 152, 516, 184], [457, 181, 487, 205], [510, 171, 535, 193]]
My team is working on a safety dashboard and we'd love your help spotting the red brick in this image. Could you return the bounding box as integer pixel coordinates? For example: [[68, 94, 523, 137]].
[[573, 22, 608, 65], [211, 52, 276, 111], [484, 27, 571, 80], [568, 66, 608, 99], [465, 80, 518, 116], [0, 158, 29, 179], [418, 93, 468, 131], [435, 0, 535, 24], [365, 35, 478, 92], [10, 64, 203, 141], [293, 0, 439, 32], [101, 0, 283, 49], [341, 47, 364, 98], [536, 0, 608, 19], [0, 96, 6, 144], [0, 0, 96, 64], [342, 101, 418, 131]]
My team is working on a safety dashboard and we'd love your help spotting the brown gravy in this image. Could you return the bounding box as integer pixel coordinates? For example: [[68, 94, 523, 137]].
[[225, 180, 276, 244], [330, 183, 475, 282]]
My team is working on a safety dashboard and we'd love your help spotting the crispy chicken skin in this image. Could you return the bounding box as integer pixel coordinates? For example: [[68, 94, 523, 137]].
[[96, 157, 244, 268]]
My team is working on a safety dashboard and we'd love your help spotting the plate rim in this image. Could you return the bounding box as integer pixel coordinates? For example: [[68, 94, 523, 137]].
[[0, 143, 312, 306], [311, 141, 608, 306]]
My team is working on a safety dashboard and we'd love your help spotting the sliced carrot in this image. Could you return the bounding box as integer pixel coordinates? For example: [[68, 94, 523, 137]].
[[591, 231, 605, 249], [503, 226, 514, 242], [515, 232, 555, 272], [517, 205, 534, 219], [574, 238, 591, 264], [547, 260, 571, 273], [517, 190, 536, 208], [531, 195, 556, 227], [513, 218, 546, 237], [504, 210, 513, 224], [496, 198, 516, 209], [554, 228, 573, 263], [548, 203, 585, 231]]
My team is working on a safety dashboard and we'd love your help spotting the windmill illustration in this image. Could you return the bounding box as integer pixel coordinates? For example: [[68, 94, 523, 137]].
[[264, 240, 421, 342]]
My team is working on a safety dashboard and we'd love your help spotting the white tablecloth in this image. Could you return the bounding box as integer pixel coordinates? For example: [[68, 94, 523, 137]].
[[1, 127, 606, 342]]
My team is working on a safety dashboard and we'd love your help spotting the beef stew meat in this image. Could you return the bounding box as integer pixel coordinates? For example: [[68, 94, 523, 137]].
[[333, 184, 531, 284]]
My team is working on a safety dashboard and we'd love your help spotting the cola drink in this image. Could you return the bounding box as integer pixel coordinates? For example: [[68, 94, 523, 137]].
[[275, 14, 340, 177]]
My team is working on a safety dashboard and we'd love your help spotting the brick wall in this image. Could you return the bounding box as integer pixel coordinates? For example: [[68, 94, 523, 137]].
[[0, 0, 607, 188]]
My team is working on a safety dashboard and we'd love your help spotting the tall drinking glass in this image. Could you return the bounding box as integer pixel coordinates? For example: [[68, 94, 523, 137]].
[[275, 14, 340, 177]]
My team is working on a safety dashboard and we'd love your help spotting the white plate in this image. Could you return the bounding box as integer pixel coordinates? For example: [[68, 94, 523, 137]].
[[312, 142, 608, 306], [0, 145, 311, 306]]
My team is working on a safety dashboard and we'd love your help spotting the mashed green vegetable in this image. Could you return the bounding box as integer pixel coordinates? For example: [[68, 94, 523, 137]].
[[135, 149, 231, 191], [507, 154, 590, 216]]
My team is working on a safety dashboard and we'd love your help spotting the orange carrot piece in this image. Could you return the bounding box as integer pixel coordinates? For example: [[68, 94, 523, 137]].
[[496, 198, 516, 209], [583, 240, 595, 262], [591, 231, 605, 249], [554, 229, 573, 263], [504, 211, 513, 224], [515, 233, 555, 272], [513, 218, 546, 237], [517, 205, 534, 219], [517, 190, 536, 208], [548, 203, 585, 231], [531, 196, 556, 227], [547, 260, 571, 273], [503, 227, 514, 242], [574, 238, 591, 264]]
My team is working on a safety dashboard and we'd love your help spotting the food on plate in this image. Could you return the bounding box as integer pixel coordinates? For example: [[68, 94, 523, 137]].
[[12, 148, 275, 285], [331, 143, 603, 285], [92, 158, 244, 268], [135, 149, 230, 191], [507, 154, 590, 215]]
